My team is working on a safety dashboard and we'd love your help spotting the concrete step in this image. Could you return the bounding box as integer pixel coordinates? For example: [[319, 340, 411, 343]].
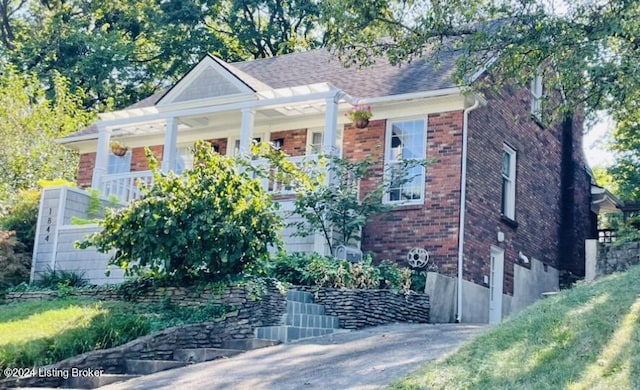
[[286, 290, 314, 303], [287, 301, 325, 316], [221, 338, 280, 351], [255, 325, 334, 343], [173, 348, 245, 363], [283, 313, 340, 329], [124, 359, 190, 375], [65, 373, 140, 389]]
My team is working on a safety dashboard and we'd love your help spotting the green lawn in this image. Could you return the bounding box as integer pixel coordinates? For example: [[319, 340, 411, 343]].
[[391, 265, 640, 390], [0, 296, 229, 372]]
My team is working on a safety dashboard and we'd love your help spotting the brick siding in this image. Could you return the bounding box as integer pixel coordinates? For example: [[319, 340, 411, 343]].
[[350, 114, 464, 277], [270, 129, 308, 156]]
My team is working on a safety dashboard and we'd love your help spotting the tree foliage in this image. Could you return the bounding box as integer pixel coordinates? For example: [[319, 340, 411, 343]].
[[257, 143, 427, 255], [78, 141, 282, 282], [0, 67, 92, 201], [0, 0, 323, 110], [322, 0, 640, 120]]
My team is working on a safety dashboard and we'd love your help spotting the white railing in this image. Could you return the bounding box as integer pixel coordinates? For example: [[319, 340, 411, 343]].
[[100, 171, 154, 203], [99, 155, 320, 203], [254, 154, 319, 195]]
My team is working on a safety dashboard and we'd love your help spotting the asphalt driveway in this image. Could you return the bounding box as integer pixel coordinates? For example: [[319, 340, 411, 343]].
[[101, 323, 487, 390]]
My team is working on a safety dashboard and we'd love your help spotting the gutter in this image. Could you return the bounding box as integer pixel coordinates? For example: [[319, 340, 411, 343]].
[[456, 98, 481, 323]]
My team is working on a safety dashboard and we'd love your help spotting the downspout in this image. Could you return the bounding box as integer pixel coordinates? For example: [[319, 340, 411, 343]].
[[456, 98, 481, 323]]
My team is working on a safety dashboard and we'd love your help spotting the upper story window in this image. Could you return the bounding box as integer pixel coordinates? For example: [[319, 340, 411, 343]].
[[531, 75, 543, 122], [501, 144, 517, 220], [107, 152, 131, 174], [384, 118, 426, 203]]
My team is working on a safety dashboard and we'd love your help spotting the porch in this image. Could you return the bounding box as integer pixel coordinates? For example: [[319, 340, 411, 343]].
[[81, 81, 351, 203]]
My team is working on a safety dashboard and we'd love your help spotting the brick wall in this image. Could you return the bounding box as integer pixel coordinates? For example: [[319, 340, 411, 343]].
[[464, 83, 570, 295], [77, 153, 96, 188], [269, 129, 307, 156], [131, 145, 163, 172], [349, 114, 464, 277]]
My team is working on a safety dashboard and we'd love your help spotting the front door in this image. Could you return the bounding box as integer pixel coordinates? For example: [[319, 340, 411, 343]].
[[489, 246, 505, 325]]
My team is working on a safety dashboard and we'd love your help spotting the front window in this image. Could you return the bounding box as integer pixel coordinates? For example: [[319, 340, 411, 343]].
[[385, 118, 426, 203], [308, 131, 323, 154], [175, 145, 194, 174], [501, 144, 517, 219], [107, 152, 131, 174]]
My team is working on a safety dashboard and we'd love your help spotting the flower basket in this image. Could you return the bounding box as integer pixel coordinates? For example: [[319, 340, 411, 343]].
[[354, 117, 369, 129], [346, 105, 372, 129], [110, 141, 129, 157]]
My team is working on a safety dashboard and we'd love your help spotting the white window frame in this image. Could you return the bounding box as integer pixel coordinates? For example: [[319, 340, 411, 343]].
[[501, 144, 517, 220], [383, 117, 427, 205], [175, 143, 195, 174], [107, 151, 131, 174], [531, 75, 543, 122], [228, 134, 264, 156], [306, 129, 324, 155]]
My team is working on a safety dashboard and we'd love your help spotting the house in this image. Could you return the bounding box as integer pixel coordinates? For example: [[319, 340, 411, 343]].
[[30, 48, 597, 323]]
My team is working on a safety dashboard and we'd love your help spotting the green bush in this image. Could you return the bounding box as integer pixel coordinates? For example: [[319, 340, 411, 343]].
[[0, 230, 31, 289], [34, 268, 88, 290], [79, 141, 283, 282], [266, 252, 418, 292], [0, 189, 40, 254]]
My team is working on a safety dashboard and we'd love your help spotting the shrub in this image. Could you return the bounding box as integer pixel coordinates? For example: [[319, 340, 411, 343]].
[[0, 230, 31, 289], [266, 252, 419, 292], [0, 189, 40, 254], [34, 268, 88, 290], [79, 141, 283, 282]]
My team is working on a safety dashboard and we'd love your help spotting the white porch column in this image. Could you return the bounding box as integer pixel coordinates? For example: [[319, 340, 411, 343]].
[[240, 108, 255, 155], [161, 117, 178, 173], [323, 95, 340, 156], [91, 123, 112, 189]]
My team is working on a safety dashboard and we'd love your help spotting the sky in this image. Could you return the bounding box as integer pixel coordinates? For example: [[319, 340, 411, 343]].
[[583, 115, 615, 168]]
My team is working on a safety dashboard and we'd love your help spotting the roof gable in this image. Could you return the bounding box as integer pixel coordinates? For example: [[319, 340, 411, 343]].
[[158, 55, 263, 106]]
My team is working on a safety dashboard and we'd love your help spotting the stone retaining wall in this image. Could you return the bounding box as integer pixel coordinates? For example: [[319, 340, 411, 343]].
[[1, 284, 430, 387], [1, 283, 288, 388], [594, 241, 640, 278], [296, 287, 430, 328]]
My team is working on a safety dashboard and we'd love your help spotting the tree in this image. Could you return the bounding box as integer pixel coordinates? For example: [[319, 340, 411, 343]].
[[608, 108, 640, 200], [209, 0, 323, 59], [322, 0, 640, 122], [257, 143, 426, 255], [79, 141, 283, 282], [0, 66, 92, 202], [0, 0, 324, 110]]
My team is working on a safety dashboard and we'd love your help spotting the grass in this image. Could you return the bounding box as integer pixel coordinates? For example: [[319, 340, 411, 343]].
[[391, 264, 640, 390], [0, 296, 231, 373]]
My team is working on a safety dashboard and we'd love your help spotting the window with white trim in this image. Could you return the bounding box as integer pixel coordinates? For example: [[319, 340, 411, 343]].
[[230, 136, 262, 156], [308, 130, 323, 154], [107, 152, 131, 174], [384, 118, 426, 203], [501, 144, 517, 219], [175, 144, 194, 174], [531, 75, 543, 122]]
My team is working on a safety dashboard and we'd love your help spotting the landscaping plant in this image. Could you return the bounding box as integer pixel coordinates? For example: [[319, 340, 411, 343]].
[[78, 141, 283, 282], [257, 143, 428, 255]]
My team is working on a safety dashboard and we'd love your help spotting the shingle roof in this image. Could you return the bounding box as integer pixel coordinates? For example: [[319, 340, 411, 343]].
[[62, 48, 460, 141], [233, 48, 458, 97]]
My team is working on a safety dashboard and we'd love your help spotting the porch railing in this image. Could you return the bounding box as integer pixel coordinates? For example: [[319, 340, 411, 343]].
[[100, 171, 154, 203], [99, 154, 319, 203], [253, 154, 319, 194]]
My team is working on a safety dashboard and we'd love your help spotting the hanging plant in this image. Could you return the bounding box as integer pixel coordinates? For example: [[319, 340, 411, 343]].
[[346, 105, 373, 128], [110, 140, 129, 157]]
